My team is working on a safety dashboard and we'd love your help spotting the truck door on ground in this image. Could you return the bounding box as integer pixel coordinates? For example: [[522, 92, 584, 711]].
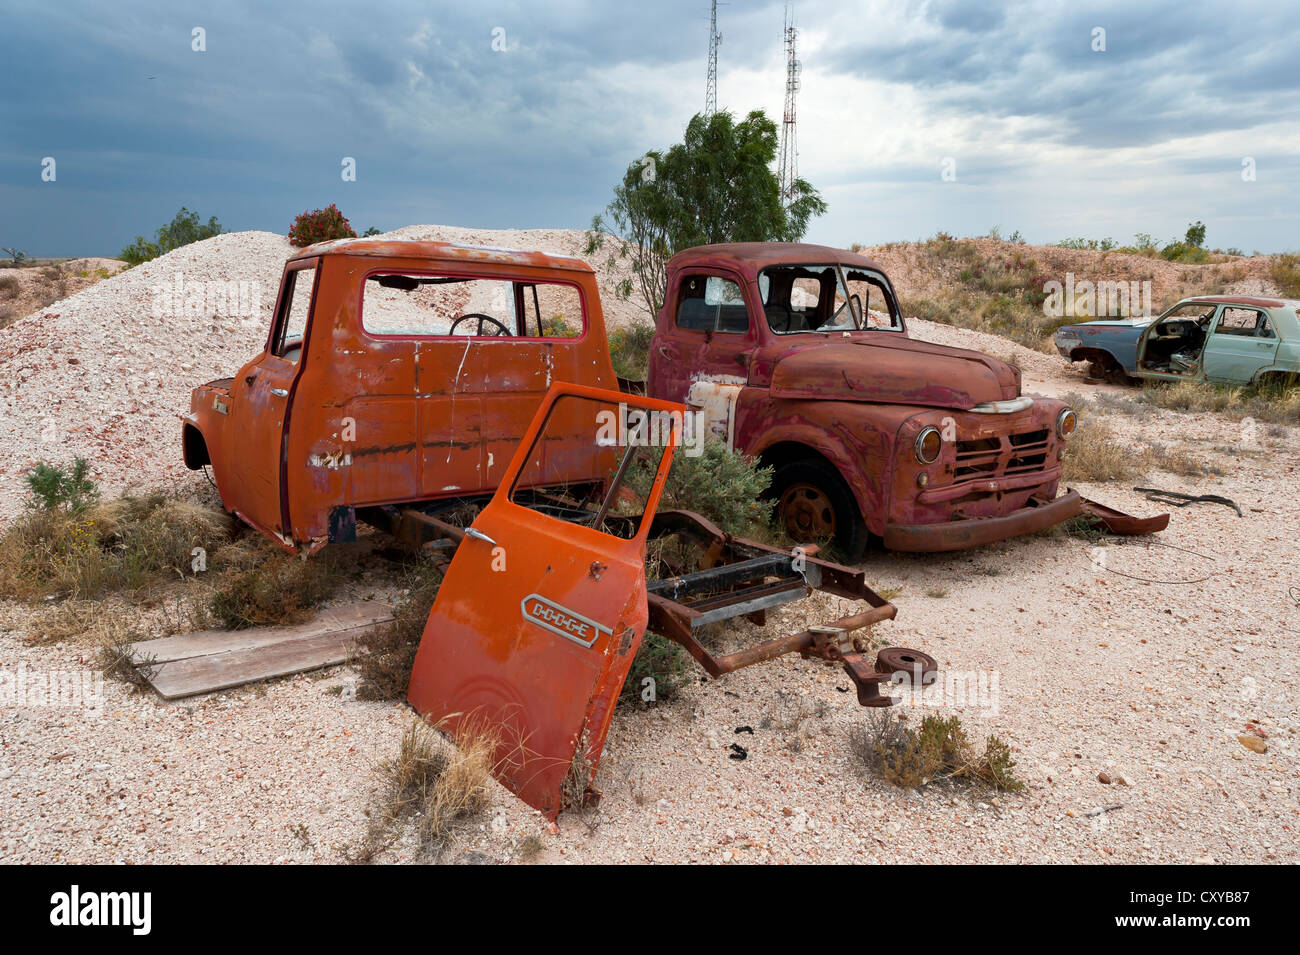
[[230, 262, 316, 541], [408, 383, 682, 818], [1203, 306, 1280, 383]]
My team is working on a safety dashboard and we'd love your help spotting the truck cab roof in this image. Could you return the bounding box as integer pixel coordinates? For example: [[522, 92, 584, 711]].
[[287, 237, 595, 275]]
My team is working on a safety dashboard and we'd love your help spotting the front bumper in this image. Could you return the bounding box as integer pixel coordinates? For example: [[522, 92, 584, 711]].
[[883, 490, 1084, 552]]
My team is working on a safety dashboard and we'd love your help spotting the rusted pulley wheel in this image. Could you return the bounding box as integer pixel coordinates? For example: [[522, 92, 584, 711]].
[[874, 646, 938, 680]]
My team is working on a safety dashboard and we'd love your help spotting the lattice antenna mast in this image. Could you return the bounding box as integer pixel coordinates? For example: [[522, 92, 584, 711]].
[[777, 5, 801, 206], [705, 0, 723, 116]]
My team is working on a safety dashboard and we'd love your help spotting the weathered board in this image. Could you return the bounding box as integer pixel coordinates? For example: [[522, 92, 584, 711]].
[[127, 601, 394, 700]]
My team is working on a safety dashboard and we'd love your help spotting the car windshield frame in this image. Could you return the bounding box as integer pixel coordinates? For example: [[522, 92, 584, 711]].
[[757, 263, 904, 335]]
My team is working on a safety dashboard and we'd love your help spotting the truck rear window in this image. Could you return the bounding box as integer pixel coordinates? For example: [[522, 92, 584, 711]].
[[361, 271, 585, 339]]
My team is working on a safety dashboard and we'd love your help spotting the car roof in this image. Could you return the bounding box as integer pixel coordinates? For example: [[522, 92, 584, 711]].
[[1183, 294, 1300, 310], [667, 242, 888, 275], [286, 237, 594, 274]]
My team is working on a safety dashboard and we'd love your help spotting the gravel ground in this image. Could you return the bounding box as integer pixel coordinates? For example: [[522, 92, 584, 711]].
[[0, 235, 1295, 864]]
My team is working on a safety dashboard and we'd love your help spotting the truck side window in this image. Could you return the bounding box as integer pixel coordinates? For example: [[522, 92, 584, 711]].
[[361, 272, 584, 338], [274, 266, 315, 362], [675, 274, 747, 333]]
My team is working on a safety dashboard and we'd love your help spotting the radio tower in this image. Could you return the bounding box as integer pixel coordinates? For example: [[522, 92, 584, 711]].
[[705, 0, 722, 116], [777, 5, 801, 206]]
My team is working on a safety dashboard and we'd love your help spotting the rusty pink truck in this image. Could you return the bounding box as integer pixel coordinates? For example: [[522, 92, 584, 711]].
[[647, 243, 1164, 556]]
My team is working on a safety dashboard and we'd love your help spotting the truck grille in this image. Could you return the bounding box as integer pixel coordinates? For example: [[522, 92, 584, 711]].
[[954, 428, 1050, 480]]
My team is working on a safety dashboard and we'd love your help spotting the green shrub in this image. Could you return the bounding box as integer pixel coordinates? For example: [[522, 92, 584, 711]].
[[621, 631, 693, 705], [25, 457, 98, 512], [120, 207, 224, 265], [288, 204, 356, 248], [626, 440, 774, 538]]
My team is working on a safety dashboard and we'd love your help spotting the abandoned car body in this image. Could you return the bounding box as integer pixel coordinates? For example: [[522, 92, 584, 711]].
[[646, 243, 1164, 556], [183, 238, 619, 553], [1054, 295, 1300, 386]]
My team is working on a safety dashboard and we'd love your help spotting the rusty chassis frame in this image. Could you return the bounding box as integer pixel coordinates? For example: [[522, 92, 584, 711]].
[[362, 501, 936, 706]]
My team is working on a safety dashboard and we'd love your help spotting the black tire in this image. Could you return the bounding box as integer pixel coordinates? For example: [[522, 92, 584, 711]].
[[768, 458, 869, 561]]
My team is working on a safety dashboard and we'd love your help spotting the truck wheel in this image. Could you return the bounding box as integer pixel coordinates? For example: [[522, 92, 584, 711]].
[[770, 459, 869, 561]]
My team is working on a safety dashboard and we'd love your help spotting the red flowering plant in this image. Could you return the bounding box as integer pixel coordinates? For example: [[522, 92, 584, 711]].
[[288, 204, 357, 247]]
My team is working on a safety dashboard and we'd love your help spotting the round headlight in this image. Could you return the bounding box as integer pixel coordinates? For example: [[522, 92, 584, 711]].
[[1057, 408, 1077, 439], [914, 426, 943, 465]]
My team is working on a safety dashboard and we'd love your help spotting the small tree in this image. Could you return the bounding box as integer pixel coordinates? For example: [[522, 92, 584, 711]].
[[1184, 221, 1207, 248], [590, 110, 827, 316], [120, 207, 224, 265], [288, 204, 356, 247]]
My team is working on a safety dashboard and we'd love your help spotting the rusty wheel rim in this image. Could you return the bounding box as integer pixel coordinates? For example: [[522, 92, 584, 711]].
[[780, 482, 836, 542]]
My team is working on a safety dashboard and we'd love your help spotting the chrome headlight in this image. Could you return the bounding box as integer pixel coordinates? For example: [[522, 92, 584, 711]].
[[914, 426, 942, 465], [1057, 408, 1077, 439]]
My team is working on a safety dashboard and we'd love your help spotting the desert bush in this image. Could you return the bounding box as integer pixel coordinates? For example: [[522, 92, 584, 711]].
[[0, 274, 18, 298], [352, 559, 443, 700], [625, 440, 774, 539], [1269, 253, 1300, 299], [121, 207, 224, 265], [205, 539, 341, 629], [1138, 379, 1300, 427], [25, 457, 97, 512], [288, 204, 356, 248], [0, 479, 231, 601], [621, 631, 693, 705], [609, 322, 655, 381], [850, 711, 1023, 792]]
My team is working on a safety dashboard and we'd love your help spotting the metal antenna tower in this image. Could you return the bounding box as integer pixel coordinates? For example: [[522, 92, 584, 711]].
[[777, 4, 801, 206], [705, 0, 722, 116]]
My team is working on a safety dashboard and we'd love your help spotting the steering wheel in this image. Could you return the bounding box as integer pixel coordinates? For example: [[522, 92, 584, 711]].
[[450, 313, 512, 337]]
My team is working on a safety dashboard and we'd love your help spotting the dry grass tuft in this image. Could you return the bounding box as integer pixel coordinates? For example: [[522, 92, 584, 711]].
[[350, 558, 442, 700], [1060, 418, 1147, 483], [354, 716, 499, 862], [0, 491, 234, 602], [1138, 379, 1300, 427]]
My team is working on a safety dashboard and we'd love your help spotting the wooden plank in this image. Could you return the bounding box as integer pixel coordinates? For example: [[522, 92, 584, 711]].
[[127, 602, 393, 665], [143, 627, 378, 700]]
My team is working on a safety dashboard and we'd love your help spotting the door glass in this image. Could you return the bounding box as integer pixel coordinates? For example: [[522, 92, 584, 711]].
[[275, 266, 315, 361], [509, 393, 672, 540], [1215, 307, 1265, 336], [675, 274, 748, 333]]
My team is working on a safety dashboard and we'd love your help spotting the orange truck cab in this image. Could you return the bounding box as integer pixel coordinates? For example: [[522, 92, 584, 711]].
[[182, 238, 617, 553]]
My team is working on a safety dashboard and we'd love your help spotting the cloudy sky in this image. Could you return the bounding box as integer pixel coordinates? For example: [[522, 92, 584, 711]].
[[1, 0, 1296, 257]]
